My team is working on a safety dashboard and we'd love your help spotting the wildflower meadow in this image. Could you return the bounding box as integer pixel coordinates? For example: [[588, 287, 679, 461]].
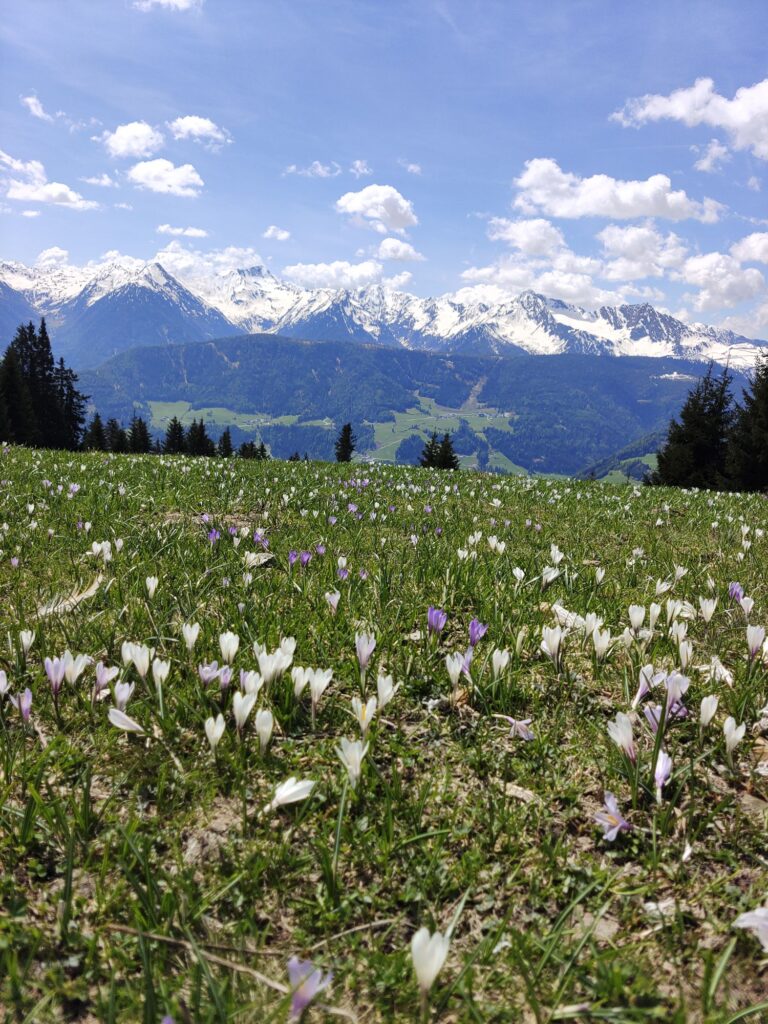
[[1, 447, 767, 1022]]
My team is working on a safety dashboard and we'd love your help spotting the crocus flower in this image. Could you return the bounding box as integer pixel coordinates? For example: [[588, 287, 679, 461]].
[[733, 905, 768, 951], [540, 625, 564, 669], [264, 776, 315, 813], [288, 550, 299, 567], [445, 653, 463, 689], [152, 658, 170, 686], [699, 694, 718, 728], [218, 665, 233, 691], [255, 708, 274, 753], [233, 691, 257, 731], [324, 590, 340, 614], [19, 630, 34, 656], [491, 648, 510, 679], [468, 618, 488, 647], [114, 681, 134, 711], [145, 576, 158, 599], [299, 550, 312, 567], [287, 957, 333, 1021], [355, 632, 376, 671], [219, 631, 240, 664], [351, 695, 377, 736], [205, 713, 225, 752], [377, 673, 399, 709], [44, 656, 66, 698], [411, 927, 450, 1001], [427, 606, 447, 636], [654, 750, 673, 803], [0, 671, 9, 697], [12, 687, 32, 722], [494, 714, 534, 740], [198, 661, 220, 686], [594, 792, 631, 841], [728, 581, 744, 603], [336, 737, 369, 788], [108, 707, 144, 734], [607, 712, 636, 762], [240, 670, 264, 697], [723, 716, 746, 755], [747, 625, 765, 660]]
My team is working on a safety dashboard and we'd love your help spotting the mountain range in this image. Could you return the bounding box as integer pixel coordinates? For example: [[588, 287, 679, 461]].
[[1, 255, 766, 370]]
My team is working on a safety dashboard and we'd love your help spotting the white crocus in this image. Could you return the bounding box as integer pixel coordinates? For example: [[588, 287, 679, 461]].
[[411, 927, 450, 1001], [336, 737, 369, 788], [723, 716, 746, 754], [145, 576, 158, 599], [108, 708, 145, 734], [255, 708, 274, 752], [182, 622, 200, 651], [592, 628, 612, 662], [352, 695, 377, 737], [264, 776, 315, 813], [219, 631, 240, 664], [376, 673, 400, 709], [152, 658, 170, 686], [491, 648, 510, 679], [699, 695, 718, 728], [233, 690, 257, 731], [19, 630, 35, 656], [445, 653, 463, 690], [699, 597, 717, 623], [628, 605, 645, 633], [205, 713, 226, 752]]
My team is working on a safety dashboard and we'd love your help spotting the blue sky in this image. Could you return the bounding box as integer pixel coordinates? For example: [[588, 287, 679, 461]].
[[2, 0, 768, 335]]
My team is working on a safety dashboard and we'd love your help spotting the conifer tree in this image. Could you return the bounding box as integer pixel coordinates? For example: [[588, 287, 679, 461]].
[[419, 431, 440, 468], [106, 418, 128, 453], [186, 418, 215, 456], [128, 415, 151, 453], [218, 427, 233, 458], [727, 354, 768, 491], [83, 413, 107, 451], [651, 364, 734, 489], [334, 422, 356, 462], [437, 432, 460, 470], [164, 416, 186, 454], [239, 441, 257, 459], [257, 441, 268, 461], [0, 347, 37, 444]]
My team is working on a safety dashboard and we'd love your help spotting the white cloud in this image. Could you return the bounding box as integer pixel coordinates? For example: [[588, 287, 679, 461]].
[[21, 209, 41, 218], [157, 223, 208, 237], [350, 159, 372, 178], [0, 148, 99, 211], [731, 232, 768, 263], [487, 217, 565, 256], [747, 176, 761, 192], [20, 95, 53, 122], [513, 157, 722, 222], [114, 202, 133, 210], [335, 183, 418, 234], [134, 0, 202, 10], [674, 251, 765, 310], [284, 160, 342, 178], [460, 253, 624, 306], [262, 225, 291, 241], [398, 159, 422, 175], [101, 121, 164, 159], [154, 241, 263, 278], [719, 300, 768, 340], [36, 246, 70, 268], [283, 259, 385, 289], [127, 158, 203, 196], [693, 139, 730, 173], [81, 173, 116, 187], [598, 223, 688, 280], [168, 115, 230, 148], [613, 77, 768, 161], [376, 237, 424, 261]]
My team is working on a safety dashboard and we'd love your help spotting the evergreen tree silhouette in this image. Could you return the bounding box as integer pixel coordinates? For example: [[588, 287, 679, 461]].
[[727, 354, 768, 491], [0, 347, 37, 444], [437, 432, 460, 470], [218, 427, 233, 457], [334, 422, 356, 462], [83, 413, 108, 451], [128, 415, 151, 453], [106, 418, 128, 453], [651, 364, 734, 489], [257, 441, 269, 460], [420, 431, 440, 467], [164, 416, 186, 454]]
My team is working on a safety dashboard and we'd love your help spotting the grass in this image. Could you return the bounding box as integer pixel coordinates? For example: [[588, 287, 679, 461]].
[[0, 448, 767, 1022]]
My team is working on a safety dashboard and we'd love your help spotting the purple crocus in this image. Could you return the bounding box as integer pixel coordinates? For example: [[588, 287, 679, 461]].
[[328, 516, 337, 526], [207, 529, 220, 544], [337, 567, 349, 581], [218, 665, 232, 691], [468, 618, 488, 647], [427, 606, 447, 637], [198, 661, 220, 686], [654, 750, 673, 803], [287, 957, 333, 1021], [12, 687, 32, 722], [729, 581, 744, 603], [288, 550, 299, 567], [299, 551, 312, 568], [495, 715, 535, 740], [44, 656, 66, 698], [315, 544, 326, 556], [461, 646, 473, 678], [594, 793, 631, 841]]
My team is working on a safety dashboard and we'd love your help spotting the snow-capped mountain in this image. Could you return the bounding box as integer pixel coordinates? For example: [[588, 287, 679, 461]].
[[1, 255, 766, 369]]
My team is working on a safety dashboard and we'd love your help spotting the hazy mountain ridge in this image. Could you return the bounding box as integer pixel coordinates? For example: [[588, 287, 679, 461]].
[[1, 256, 766, 369]]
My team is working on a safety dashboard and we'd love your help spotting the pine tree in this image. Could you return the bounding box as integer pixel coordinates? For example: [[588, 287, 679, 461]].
[[437, 433, 460, 470], [288, 451, 301, 462], [419, 431, 440, 468], [727, 354, 768, 491], [83, 413, 107, 451], [186, 418, 215, 456], [334, 422, 357, 462], [106, 418, 128, 453], [128, 415, 151, 453], [239, 441, 257, 459], [164, 416, 186, 454], [0, 347, 37, 444], [651, 364, 734, 489], [53, 358, 87, 449], [257, 441, 269, 461], [218, 427, 233, 458]]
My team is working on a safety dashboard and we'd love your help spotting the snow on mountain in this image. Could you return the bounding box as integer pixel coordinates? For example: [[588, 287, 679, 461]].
[[1, 256, 766, 369]]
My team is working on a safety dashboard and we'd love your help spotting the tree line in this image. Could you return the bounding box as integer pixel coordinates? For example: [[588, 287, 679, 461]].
[[650, 357, 768, 491]]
